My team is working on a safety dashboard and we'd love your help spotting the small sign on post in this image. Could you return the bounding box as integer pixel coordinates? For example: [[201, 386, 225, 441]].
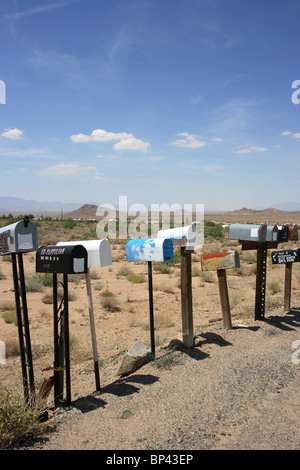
[[201, 251, 240, 329], [271, 249, 300, 312]]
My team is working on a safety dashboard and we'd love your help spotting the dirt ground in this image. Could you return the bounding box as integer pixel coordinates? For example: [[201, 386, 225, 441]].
[[1, 216, 300, 451]]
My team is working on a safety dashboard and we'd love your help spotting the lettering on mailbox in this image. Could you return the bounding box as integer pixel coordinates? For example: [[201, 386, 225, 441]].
[[0, 230, 11, 254]]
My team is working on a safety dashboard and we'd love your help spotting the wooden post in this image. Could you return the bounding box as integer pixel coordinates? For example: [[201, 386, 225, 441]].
[[148, 261, 155, 359], [217, 269, 232, 329], [255, 243, 267, 320], [86, 268, 101, 390], [284, 262, 292, 312], [180, 247, 194, 348]]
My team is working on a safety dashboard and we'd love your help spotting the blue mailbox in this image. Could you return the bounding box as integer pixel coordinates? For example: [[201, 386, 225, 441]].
[[126, 238, 173, 262]]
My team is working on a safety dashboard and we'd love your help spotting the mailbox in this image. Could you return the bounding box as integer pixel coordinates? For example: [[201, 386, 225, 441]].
[[266, 225, 278, 242], [57, 239, 112, 268], [157, 224, 198, 249], [271, 249, 300, 265], [0, 218, 38, 255], [36, 245, 87, 274], [201, 251, 240, 271], [286, 224, 298, 241], [126, 238, 173, 262], [277, 225, 289, 243], [228, 223, 267, 242]]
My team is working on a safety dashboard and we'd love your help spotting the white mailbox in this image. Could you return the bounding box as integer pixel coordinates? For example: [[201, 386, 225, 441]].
[[57, 239, 112, 268], [157, 224, 198, 250], [0, 218, 38, 255]]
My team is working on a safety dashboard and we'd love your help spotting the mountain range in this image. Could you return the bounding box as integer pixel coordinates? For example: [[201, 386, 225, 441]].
[[0, 196, 300, 216]]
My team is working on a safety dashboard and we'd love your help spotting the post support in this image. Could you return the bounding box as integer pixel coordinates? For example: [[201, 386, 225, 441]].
[[180, 247, 194, 348], [148, 261, 155, 359], [217, 269, 232, 329], [86, 268, 101, 390], [255, 243, 268, 320], [284, 262, 292, 312]]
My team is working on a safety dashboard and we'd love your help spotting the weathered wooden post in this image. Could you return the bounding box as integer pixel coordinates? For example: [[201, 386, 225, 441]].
[[0, 218, 38, 406], [36, 244, 88, 408], [271, 249, 300, 312], [201, 251, 240, 329], [158, 224, 198, 348], [126, 238, 174, 359], [57, 239, 112, 391]]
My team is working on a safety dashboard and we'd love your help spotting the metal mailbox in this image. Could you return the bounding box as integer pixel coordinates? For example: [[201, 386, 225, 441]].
[[277, 225, 289, 243], [228, 223, 267, 242], [57, 239, 112, 268], [36, 245, 87, 274], [0, 218, 38, 255], [271, 249, 300, 265], [157, 224, 198, 250], [266, 225, 278, 242], [201, 251, 240, 271], [287, 224, 298, 241], [126, 238, 173, 262]]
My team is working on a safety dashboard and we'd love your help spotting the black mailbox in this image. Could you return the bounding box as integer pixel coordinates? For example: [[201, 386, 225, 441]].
[[36, 245, 87, 274], [277, 225, 289, 243]]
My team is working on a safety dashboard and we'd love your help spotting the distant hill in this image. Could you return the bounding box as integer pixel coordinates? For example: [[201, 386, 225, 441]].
[[0, 197, 81, 215]]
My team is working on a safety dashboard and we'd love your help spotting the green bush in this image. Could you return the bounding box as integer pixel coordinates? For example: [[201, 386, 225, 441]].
[[204, 221, 224, 239]]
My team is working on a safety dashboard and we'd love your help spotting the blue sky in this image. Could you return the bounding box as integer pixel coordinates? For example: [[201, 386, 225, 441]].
[[0, 0, 300, 212]]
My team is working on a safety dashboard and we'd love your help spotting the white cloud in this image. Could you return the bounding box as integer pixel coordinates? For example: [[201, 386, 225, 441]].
[[1, 128, 24, 140], [292, 132, 300, 140], [171, 132, 207, 148], [235, 145, 267, 154], [210, 137, 223, 142], [70, 128, 150, 152], [93, 171, 105, 180], [280, 130, 292, 135], [36, 163, 96, 177]]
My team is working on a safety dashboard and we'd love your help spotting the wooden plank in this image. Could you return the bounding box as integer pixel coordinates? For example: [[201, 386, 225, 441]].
[[180, 247, 194, 348], [217, 269, 232, 329], [284, 262, 292, 312]]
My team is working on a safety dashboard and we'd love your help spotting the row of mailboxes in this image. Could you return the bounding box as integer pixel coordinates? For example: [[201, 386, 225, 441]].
[[228, 223, 298, 243]]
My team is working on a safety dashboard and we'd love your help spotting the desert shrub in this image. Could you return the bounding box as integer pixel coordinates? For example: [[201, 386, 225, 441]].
[[100, 290, 120, 311], [2, 310, 17, 325], [268, 281, 281, 295], [62, 218, 77, 229], [26, 275, 44, 292], [117, 266, 133, 277], [204, 221, 224, 240], [126, 273, 146, 283], [0, 268, 5, 280], [0, 389, 45, 450], [0, 300, 15, 312], [153, 263, 173, 274]]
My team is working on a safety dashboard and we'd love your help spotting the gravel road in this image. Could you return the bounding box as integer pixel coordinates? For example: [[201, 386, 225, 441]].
[[17, 308, 300, 452]]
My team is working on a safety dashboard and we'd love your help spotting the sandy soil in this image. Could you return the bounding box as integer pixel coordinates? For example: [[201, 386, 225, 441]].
[[1, 225, 300, 451]]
